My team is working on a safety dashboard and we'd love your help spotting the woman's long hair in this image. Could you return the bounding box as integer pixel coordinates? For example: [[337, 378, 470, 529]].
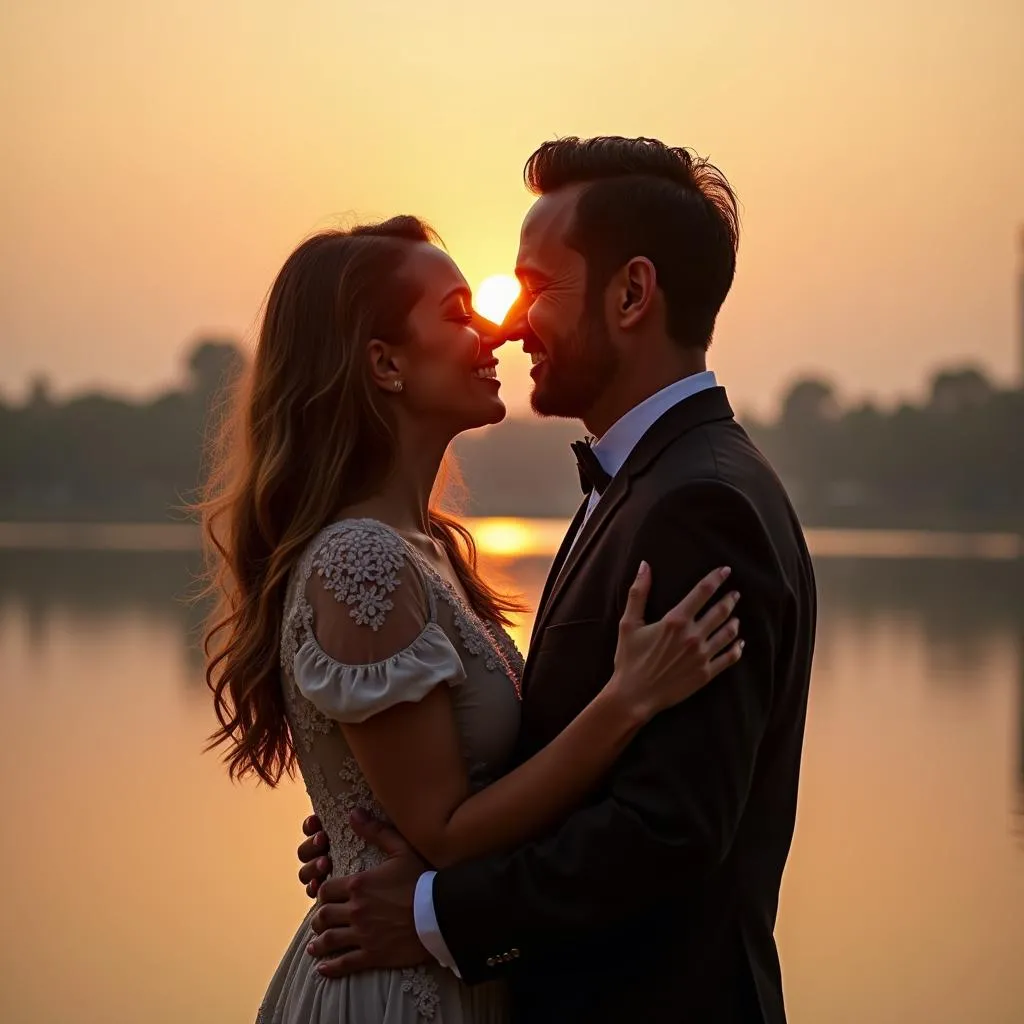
[[199, 217, 523, 786]]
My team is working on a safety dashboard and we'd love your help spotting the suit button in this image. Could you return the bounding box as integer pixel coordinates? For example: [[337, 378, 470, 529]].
[[511, 948, 520, 958], [486, 957, 496, 967]]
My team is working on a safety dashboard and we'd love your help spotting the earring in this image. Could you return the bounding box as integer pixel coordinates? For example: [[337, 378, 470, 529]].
[[393, 379, 404, 393]]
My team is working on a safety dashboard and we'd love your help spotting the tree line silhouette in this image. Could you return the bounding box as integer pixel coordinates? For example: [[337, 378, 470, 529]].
[[1, 338, 1021, 531]]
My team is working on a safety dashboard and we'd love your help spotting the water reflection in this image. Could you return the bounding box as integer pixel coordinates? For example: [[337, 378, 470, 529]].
[[0, 547, 209, 676], [1, 533, 1022, 1023], [1, 545, 1022, 804]]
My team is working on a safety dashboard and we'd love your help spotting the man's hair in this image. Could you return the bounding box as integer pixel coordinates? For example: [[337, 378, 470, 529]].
[[525, 136, 739, 349]]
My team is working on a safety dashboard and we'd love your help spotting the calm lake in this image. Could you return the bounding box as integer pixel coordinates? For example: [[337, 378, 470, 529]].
[[1, 521, 1022, 1024]]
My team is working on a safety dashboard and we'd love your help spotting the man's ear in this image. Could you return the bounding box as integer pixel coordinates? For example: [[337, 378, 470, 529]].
[[367, 339, 403, 394], [611, 257, 657, 329]]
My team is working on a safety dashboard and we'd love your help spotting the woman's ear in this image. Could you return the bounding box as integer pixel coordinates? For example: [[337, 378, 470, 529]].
[[367, 339, 404, 394]]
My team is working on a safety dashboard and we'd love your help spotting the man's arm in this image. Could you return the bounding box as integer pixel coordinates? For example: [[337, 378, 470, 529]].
[[432, 481, 785, 983]]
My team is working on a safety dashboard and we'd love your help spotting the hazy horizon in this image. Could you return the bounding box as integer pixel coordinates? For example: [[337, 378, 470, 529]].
[[2, 0, 1022, 417]]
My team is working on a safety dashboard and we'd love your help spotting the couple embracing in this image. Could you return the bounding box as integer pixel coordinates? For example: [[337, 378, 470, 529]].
[[203, 135, 817, 1024]]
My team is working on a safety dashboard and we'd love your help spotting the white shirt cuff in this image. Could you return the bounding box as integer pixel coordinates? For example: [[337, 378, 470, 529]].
[[413, 870, 461, 977]]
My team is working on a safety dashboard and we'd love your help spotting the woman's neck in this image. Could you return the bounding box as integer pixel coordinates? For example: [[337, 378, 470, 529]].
[[341, 423, 451, 536]]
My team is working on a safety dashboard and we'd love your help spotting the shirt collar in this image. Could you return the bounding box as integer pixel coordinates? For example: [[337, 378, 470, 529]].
[[591, 370, 718, 479]]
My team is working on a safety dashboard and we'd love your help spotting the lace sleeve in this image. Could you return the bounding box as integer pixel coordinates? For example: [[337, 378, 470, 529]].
[[293, 520, 465, 723]]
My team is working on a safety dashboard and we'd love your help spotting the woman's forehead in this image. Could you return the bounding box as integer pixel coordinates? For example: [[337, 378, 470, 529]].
[[404, 243, 468, 297]]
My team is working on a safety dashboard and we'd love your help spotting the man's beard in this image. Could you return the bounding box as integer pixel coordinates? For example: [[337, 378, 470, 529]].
[[530, 308, 618, 420]]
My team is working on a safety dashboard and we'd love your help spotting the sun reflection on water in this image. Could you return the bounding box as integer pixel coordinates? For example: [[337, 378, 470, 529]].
[[464, 517, 566, 560]]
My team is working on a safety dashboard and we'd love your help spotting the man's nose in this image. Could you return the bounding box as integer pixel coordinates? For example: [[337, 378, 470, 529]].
[[471, 312, 510, 353]]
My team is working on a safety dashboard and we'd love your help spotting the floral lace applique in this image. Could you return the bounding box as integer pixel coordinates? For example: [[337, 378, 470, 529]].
[[486, 622, 525, 688], [300, 758, 441, 1019], [279, 577, 304, 673], [310, 521, 407, 631], [302, 758, 384, 875], [285, 681, 334, 752], [423, 567, 523, 697], [279, 583, 335, 751], [401, 966, 441, 1020]]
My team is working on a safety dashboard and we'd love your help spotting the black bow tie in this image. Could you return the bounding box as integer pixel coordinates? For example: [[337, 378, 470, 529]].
[[571, 439, 612, 496]]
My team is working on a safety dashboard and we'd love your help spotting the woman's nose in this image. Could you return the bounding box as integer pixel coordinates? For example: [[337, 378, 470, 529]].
[[471, 312, 509, 352]]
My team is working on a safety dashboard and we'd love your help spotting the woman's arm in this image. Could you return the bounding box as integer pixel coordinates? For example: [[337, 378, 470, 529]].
[[341, 563, 741, 869]]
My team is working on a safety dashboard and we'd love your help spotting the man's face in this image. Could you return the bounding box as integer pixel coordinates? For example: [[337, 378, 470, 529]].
[[506, 187, 619, 420]]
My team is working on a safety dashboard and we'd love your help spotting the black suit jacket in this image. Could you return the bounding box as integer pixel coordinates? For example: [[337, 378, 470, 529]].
[[433, 388, 817, 1023]]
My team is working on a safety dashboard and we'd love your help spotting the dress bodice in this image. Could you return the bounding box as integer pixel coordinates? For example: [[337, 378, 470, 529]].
[[277, 518, 523, 1019]]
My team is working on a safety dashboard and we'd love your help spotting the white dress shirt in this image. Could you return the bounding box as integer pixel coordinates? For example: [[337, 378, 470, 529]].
[[413, 369, 720, 974]]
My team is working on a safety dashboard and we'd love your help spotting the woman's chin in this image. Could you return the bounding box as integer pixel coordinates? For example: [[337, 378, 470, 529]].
[[465, 396, 507, 430]]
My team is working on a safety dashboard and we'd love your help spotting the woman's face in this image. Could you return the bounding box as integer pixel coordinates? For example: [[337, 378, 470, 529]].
[[384, 244, 506, 434]]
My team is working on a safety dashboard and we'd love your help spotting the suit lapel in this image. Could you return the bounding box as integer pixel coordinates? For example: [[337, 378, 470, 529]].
[[613, 385, 734, 482], [529, 497, 589, 649], [529, 475, 631, 644], [525, 387, 736, 660]]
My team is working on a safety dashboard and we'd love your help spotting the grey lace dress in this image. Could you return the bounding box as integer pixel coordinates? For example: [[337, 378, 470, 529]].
[[256, 518, 523, 1024]]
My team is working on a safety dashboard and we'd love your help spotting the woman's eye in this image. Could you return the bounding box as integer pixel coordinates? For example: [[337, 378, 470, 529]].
[[452, 312, 474, 324]]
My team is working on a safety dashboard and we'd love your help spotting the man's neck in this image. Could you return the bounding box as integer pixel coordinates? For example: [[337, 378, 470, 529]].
[[583, 351, 708, 439]]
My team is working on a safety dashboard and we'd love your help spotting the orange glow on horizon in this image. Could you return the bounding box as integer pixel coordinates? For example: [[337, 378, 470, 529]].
[[1, 2, 1021, 414]]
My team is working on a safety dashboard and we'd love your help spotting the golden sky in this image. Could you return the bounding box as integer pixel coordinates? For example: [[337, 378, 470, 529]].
[[1, 0, 1021, 416]]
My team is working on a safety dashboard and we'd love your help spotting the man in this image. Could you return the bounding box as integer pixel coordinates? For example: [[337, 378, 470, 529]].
[[298, 136, 817, 1022]]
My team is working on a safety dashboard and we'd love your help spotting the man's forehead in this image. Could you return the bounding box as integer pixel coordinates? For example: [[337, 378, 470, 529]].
[[518, 186, 584, 262]]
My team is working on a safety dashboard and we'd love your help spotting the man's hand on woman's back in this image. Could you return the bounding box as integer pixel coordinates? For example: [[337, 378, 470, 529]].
[[297, 815, 331, 897]]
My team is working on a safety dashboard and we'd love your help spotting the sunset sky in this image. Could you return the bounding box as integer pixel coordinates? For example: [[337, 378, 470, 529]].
[[1, 0, 1022, 417]]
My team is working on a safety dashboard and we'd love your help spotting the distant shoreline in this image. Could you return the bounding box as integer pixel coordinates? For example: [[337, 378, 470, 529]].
[[5, 341, 1022, 538], [1, 520, 1020, 562]]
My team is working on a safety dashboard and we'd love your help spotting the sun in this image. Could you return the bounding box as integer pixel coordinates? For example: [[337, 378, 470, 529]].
[[473, 274, 520, 325]]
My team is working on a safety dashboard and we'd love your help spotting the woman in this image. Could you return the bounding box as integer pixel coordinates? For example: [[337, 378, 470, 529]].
[[202, 216, 743, 1023]]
